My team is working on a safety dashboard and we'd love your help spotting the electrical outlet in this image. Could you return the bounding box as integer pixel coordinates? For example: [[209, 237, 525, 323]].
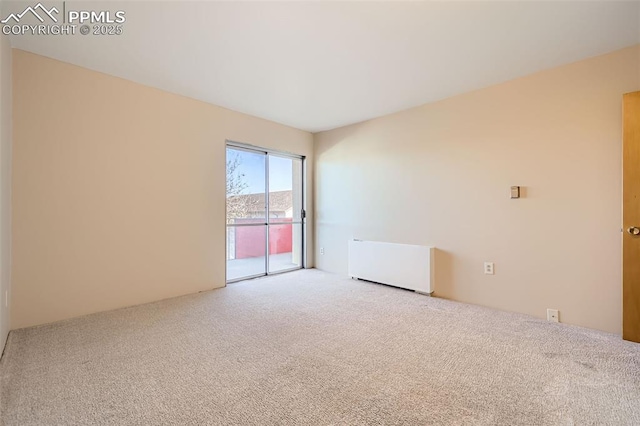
[[320, 247, 325, 255], [547, 308, 559, 322], [483, 262, 494, 275]]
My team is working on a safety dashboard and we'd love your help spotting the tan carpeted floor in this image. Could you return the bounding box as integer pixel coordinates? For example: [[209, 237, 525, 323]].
[[1, 269, 639, 425]]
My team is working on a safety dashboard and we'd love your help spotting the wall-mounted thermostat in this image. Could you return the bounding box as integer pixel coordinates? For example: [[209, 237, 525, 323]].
[[510, 186, 520, 199]]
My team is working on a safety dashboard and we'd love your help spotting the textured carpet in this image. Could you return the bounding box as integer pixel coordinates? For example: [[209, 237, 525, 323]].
[[1, 269, 639, 425]]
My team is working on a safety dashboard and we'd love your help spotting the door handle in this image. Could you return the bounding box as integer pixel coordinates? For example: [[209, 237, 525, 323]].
[[628, 227, 640, 236]]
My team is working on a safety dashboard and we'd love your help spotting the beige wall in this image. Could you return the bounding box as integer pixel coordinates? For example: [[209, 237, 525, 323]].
[[12, 50, 313, 329], [0, 32, 12, 349], [314, 45, 640, 335]]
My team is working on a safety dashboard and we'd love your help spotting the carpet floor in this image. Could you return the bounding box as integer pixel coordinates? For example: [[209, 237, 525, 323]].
[[1, 269, 639, 425]]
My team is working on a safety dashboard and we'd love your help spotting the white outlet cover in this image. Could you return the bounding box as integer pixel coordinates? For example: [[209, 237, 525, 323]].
[[484, 262, 494, 275], [547, 309, 559, 322]]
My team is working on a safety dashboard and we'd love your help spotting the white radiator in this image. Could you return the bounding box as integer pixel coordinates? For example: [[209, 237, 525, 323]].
[[348, 239, 434, 294]]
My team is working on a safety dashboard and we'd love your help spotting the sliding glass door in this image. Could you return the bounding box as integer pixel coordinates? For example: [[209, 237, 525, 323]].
[[226, 147, 267, 280], [226, 144, 304, 282]]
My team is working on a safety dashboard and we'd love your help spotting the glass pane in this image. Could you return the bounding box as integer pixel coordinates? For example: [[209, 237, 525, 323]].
[[226, 225, 267, 281], [268, 223, 302, 273], [268, 155, 303, 223], [226, 148, 266, 224]]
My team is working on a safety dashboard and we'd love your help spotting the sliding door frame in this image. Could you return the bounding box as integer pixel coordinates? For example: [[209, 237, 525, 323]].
[[225, 140, 306, 283]]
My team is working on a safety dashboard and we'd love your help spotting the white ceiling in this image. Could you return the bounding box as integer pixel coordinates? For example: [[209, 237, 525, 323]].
[[5, 1, 640, 132]]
